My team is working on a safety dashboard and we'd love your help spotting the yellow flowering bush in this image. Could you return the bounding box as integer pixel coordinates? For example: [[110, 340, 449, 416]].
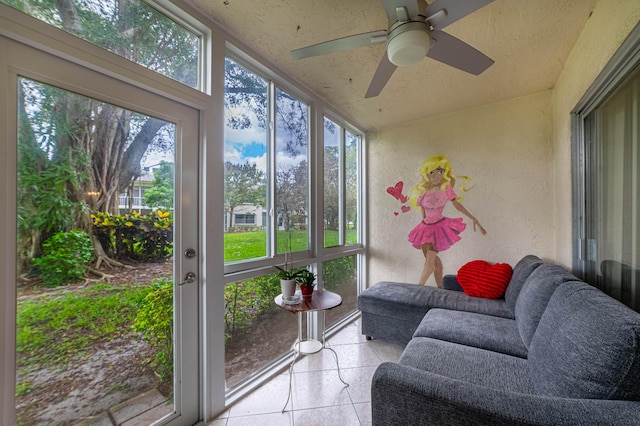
[[91, 210, 173, 261]]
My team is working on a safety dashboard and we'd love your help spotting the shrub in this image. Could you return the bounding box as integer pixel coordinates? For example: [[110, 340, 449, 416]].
[[92, 210, 173, 262], [32, 230, 94, 287], [323, 255, 356, 290], [133, 279, 173, 382], [224, 273, 281, 341]]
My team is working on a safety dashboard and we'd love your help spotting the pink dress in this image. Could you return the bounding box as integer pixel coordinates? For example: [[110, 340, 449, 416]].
[[407, 185, 466, 251]]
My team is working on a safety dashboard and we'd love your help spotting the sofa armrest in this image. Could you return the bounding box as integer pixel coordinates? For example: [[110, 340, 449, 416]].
[[442, 274, 463, 291], [372, 363, 640, 426]]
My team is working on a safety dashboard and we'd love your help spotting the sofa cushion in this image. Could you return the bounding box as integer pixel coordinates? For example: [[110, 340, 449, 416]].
[[413, 309, 528, 358], [457, 260, 513, 299], [528, 281, 640, 400], [514, 263, 578, 348], [503, 255, 544, 314], [358, 282, 514, 322], [442, 274, 463, 291], [399, 337, 534, 394]]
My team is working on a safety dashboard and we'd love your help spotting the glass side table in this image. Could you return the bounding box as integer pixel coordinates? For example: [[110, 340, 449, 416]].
[[274, 289, 349, 412]]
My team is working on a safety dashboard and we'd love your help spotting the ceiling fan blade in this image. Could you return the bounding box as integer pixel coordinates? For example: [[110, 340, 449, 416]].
[[427, 30, 494, 75], [291, 30, 387, 60], [425, 0, 494, 31], [365, 53, 398, 98], [382, 0, 423, 22]]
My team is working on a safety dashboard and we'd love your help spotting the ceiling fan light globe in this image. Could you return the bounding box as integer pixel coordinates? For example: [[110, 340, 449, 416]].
[[387, 29, 430, 66]]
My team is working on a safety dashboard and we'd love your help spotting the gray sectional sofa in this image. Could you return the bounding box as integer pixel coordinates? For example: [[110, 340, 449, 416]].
[[358, 255, 640, 425]]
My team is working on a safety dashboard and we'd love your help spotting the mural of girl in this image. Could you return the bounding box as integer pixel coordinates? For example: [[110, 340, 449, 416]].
[[408, 155, 486, 287]]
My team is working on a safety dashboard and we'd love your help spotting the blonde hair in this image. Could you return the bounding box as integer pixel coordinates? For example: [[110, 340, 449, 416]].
[[408, 155, 472, 208]]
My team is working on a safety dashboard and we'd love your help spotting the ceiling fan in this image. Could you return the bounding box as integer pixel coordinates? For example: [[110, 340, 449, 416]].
[[291, 0, 495, 98]]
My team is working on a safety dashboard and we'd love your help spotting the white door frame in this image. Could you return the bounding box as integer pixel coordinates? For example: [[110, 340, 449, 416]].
[[0, 36, 201, 425]]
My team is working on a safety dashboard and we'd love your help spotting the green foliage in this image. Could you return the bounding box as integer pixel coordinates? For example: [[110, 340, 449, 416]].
[[15, 381, 32, 397], [16, 283, 152, 370], [92, 210, 173, 262], [323, 256, 357, 291], [133, 280, 174, 382], [297, 269, 316, 287], [273, 265, 303, 280], [223, 229, 356, 262], [225, 256, 356, 342], [224, 230, 267, 261], [224, 161, 267, 218], [32, 230, 94, 287], [4, 0, 198, 87], [143, 162, 174, 209], [224, 273, 281, 341], [17, 140, 88, 247]]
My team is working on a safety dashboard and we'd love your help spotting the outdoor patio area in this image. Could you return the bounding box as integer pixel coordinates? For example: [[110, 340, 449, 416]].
[[209, 318, 406, 426]]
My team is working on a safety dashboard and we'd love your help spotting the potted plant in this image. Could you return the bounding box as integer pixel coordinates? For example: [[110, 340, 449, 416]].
[[274, 264, 301, 298], [274, 233, 300, 298], [297, 269, 316, 300]]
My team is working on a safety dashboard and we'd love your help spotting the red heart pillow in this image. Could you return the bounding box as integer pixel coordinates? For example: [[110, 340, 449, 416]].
[[457, 260, 513, 299]]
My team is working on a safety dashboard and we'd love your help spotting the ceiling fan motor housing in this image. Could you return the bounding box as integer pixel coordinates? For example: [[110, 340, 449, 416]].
[[386, 20, 431, 66]]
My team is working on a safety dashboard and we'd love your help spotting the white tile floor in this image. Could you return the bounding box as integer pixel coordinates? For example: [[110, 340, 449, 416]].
[[209, 319, 406, 426]]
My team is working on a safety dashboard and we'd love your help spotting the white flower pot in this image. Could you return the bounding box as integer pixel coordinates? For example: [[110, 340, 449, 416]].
[[280, 279, 296, 297]]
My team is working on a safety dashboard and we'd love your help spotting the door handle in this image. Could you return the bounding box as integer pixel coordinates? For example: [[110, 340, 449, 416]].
[[179, 272, 196, 286]]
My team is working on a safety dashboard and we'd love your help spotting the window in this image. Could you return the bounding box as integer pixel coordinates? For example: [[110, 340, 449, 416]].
[[223, 56, 312, 388], [223, 57, 268, 263], [323, 117, 361, 248], [222, 55, 364, 391], [572, 25, 640, 312], [1, 0, 202, 88], [345, 129, 360, 245], [223, 57, 310, 265], [275, 87, 310, 253], [234, 214, 255, 225]]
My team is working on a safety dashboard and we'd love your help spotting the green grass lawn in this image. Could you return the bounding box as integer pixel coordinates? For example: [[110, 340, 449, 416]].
[[16, 283, 154, 371], [224, 229, 358, 262]]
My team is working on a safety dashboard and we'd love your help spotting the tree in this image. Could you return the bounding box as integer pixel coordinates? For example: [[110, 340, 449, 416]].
[[345, 133, 360, 230], [224, 162, 267, 228], [14, 0, 193, 270], [144, 162, 175, 210], [224, 58, 267, 133], [323, 146, 340, 231], [276, 160, 309, 231]]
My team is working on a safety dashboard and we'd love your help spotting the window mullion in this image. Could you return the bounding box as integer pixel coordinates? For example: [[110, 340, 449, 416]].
[[268, 80, 277, 260], [339, 127, 346, 246]]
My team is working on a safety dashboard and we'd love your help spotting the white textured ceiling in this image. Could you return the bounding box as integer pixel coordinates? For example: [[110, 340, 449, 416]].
[[188, 0, 597, 131]]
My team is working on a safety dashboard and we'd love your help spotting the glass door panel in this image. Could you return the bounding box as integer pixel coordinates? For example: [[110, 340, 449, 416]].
[[6, 39, 199, 425], [591, 68, 640, 311]]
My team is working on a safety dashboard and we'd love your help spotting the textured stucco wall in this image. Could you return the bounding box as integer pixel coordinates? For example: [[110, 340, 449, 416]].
[[367, 91, 553, 287], [551, 0, 640, 269], [366, 0, 640, 287]]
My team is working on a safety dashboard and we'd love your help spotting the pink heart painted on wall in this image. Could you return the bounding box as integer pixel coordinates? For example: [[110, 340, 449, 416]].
[[401, 205, 411, 213], [387, 181, 408, 203], [386, 181, 403, 199]]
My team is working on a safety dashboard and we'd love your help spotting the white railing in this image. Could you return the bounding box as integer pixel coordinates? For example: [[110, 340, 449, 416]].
[[118, 195, 149, 210]]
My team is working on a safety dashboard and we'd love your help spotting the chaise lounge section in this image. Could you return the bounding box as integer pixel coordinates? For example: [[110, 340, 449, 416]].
[[358, 254, 544, 344]]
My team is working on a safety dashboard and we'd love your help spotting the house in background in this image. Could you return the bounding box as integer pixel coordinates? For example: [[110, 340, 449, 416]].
[[118, 169, 155, 214], [1, 0, 640, 424], [223, 204, 267, 232]]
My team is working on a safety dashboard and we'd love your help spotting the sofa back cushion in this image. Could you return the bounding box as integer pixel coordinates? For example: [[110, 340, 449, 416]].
[[514, 263, 577, 348], [504, 255, 543, 314], [528, 281, 640, 400]]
